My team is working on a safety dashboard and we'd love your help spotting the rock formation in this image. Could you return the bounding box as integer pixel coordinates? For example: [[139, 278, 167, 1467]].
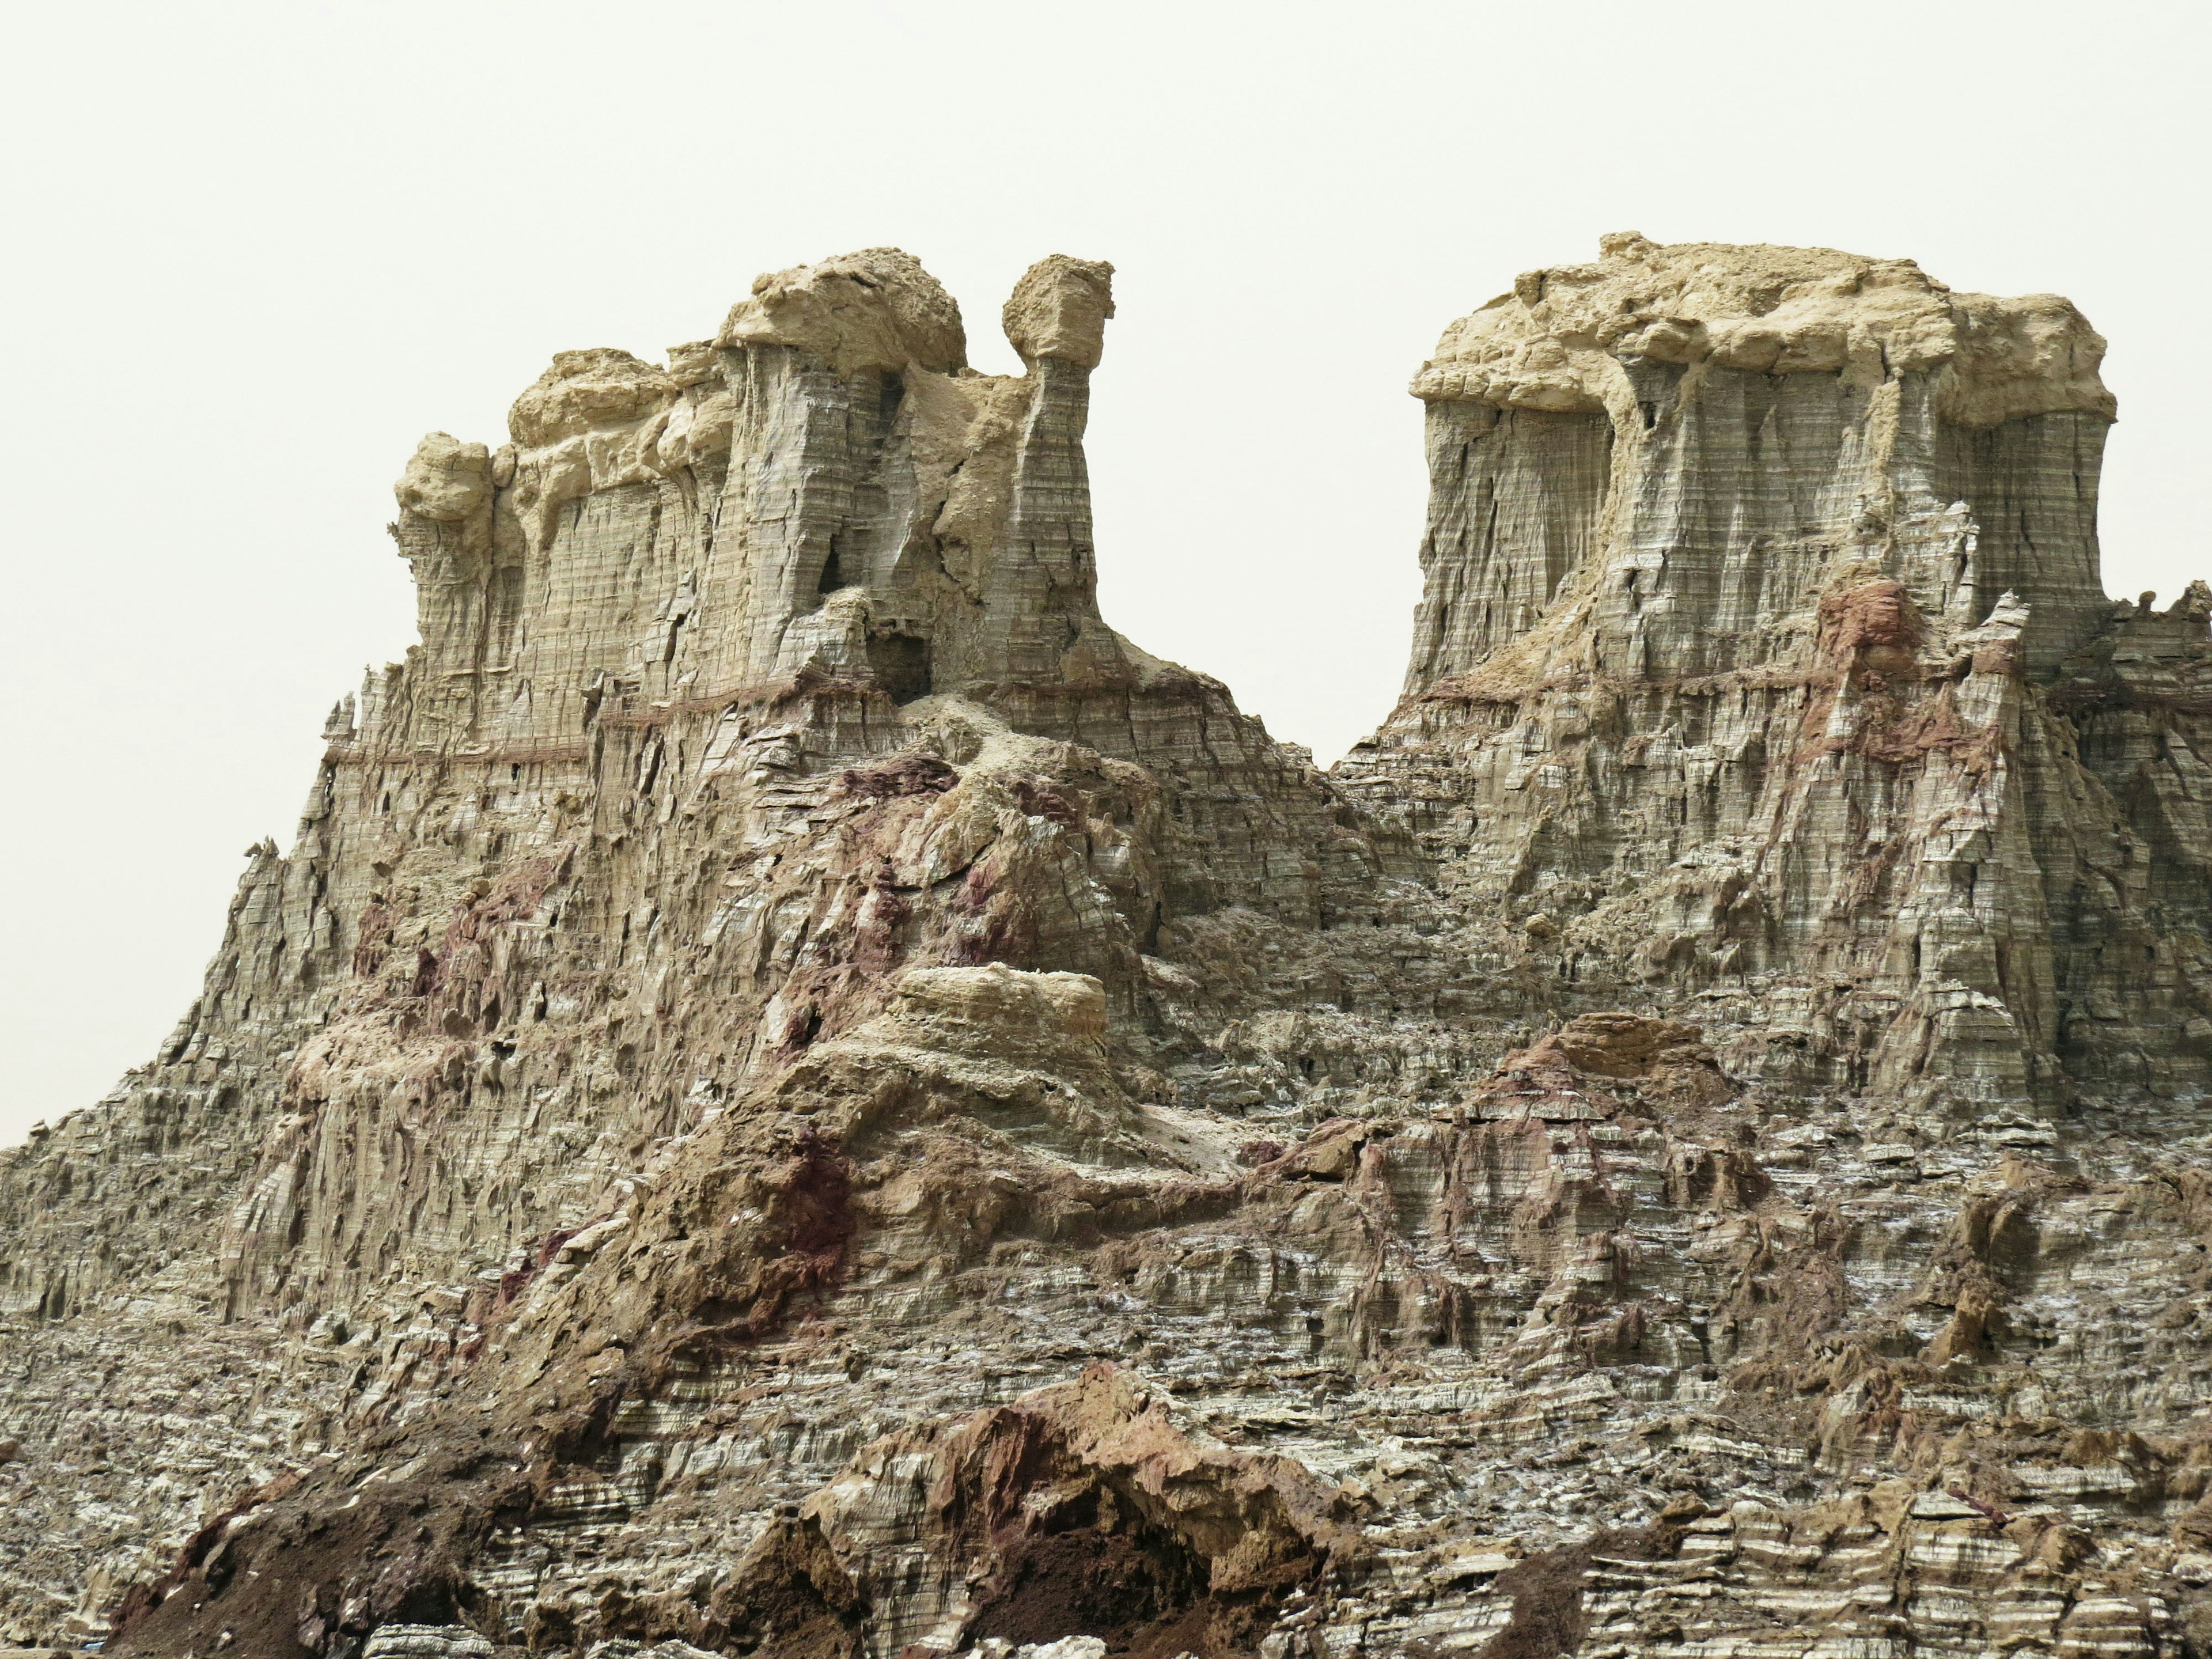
[[4, 236, 2212, 1659]]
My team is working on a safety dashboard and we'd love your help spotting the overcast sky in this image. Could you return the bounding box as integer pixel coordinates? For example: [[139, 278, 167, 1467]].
[[1, 0, 2204, 1145]]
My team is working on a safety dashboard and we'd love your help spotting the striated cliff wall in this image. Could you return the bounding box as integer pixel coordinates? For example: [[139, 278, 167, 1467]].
[[3, 237, 2212, 1659], [1343, 233, 2212, 1119]]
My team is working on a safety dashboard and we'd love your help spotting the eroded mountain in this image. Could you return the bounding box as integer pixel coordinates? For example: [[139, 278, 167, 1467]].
[[5, 234, 2211, 1659]]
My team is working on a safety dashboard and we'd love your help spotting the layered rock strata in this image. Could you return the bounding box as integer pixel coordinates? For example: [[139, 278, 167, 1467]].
[[1342, 233, 2211, 1115], [2, 237, 2211, 1659]]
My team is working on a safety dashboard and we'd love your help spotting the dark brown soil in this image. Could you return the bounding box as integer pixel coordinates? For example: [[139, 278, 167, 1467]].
[[109, 1445, 530, 1658], [1477, 1528, 1662, 1659]]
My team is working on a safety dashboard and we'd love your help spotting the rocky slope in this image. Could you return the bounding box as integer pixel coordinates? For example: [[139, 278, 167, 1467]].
[[4, 235, 2212, 1659]]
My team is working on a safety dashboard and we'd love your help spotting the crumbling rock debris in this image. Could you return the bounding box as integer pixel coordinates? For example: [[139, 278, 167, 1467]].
[[5, 236, 2212, 1659]]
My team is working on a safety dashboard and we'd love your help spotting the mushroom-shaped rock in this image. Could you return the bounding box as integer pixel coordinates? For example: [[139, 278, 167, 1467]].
[[393, 431, 492, 524], [506, 347, 677, 448], [719, 246, 966, 376], [1003, 253, 1115, 369]]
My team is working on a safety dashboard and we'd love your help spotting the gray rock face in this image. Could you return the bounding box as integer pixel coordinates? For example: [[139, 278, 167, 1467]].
[[361, 1627, 494, 1658], [1346, 236, 2210, 1122], [5, 237, 2212, 1659]]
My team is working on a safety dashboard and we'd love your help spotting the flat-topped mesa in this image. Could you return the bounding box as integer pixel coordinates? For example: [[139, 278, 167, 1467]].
[[1342, 236, 2212, 1119], [377, 248, 1144, 766], [1403, 232, 2114, 688]]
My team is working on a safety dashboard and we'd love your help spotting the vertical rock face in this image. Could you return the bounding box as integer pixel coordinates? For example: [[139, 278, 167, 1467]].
[[0, 245, 1385, 1317], [0, 247, 1411, 1650], [6, 237, 2212, 1659], [1344, 233, 2205, 1118], [404, 246, 1134, 744], [1399, 233, 2114, 685]]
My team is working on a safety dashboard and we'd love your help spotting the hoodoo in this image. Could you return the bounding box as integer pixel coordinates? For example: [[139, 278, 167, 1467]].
[[5, 238, 2212, 1659]]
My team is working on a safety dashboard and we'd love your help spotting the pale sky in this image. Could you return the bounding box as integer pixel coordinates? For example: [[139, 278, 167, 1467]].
[[2, 0, 2205, 1146]]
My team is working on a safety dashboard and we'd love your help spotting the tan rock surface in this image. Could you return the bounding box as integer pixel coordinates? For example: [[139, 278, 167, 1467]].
[[4, 238, 2212, 1659], [1411, 230, 2112, 429]]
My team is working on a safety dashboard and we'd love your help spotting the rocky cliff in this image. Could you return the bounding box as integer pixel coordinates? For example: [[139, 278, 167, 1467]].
[[5, 236, 2212, 1659]]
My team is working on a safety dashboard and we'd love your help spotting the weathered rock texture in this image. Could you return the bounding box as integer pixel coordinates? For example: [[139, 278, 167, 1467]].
[[5, 237, 2212, 1659]]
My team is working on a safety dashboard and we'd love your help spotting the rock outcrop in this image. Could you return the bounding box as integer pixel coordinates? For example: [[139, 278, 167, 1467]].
[[1343, 233, 2210, 1116], [5, 236, 2212, 1659]]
